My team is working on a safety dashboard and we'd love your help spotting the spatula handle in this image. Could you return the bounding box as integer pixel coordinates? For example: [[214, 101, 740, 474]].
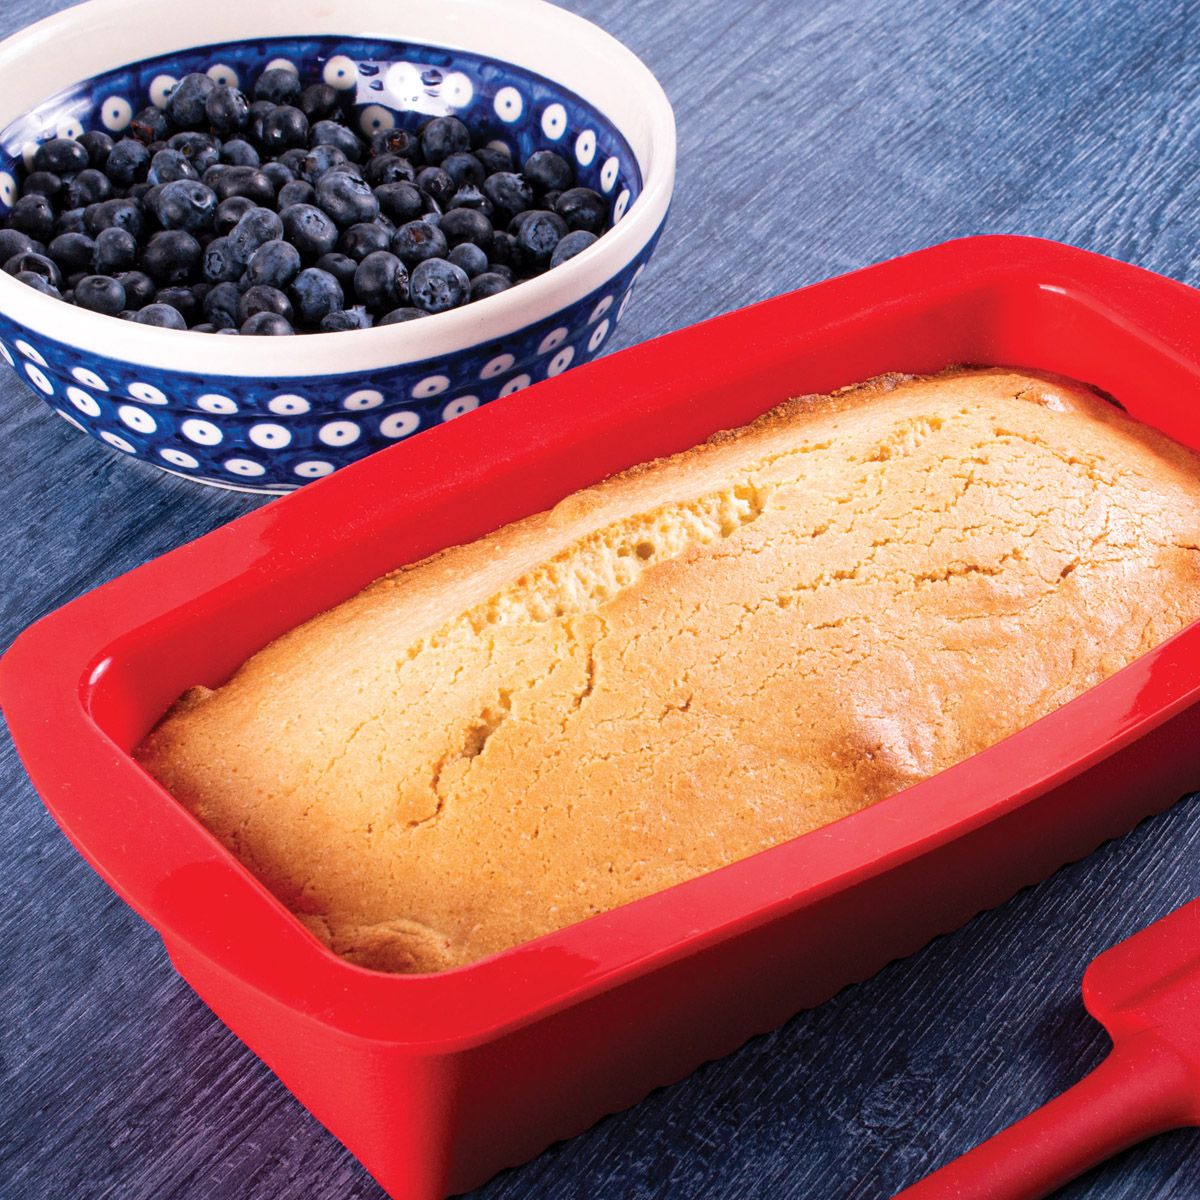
[[894, 1035, 1192, 1200]]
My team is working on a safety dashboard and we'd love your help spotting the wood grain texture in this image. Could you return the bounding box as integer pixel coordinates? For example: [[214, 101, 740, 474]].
[[1, 0, 1198, 1197]]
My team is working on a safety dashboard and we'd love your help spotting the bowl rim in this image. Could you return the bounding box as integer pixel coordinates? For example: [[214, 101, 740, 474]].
[[0, 0, 676, 376]]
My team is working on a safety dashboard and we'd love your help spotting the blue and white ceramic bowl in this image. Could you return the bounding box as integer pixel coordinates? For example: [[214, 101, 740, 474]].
[[0, 0, 675, 491]]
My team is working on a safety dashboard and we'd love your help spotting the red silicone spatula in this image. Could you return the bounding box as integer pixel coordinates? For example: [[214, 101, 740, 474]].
[[895, 895, 1200, 1200]]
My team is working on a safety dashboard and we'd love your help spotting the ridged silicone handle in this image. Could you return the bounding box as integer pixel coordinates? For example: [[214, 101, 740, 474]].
[[895, 1035, 1193, 1200]]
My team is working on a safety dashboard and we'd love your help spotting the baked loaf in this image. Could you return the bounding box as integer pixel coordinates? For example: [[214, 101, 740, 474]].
[[136, 368, 1200, 973]]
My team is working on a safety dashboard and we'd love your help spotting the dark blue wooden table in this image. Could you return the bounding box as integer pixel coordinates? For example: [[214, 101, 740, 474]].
[[2, 1, 1198, 1197]]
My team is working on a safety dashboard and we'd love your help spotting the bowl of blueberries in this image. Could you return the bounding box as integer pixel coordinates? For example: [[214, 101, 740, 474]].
[[0, 0, 674, 490]]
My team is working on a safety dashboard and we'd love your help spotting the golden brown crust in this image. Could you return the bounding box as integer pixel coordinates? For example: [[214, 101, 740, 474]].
[[136, 367, 1200, 973]]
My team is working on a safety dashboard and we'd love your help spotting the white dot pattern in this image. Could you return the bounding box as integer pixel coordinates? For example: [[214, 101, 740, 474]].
[[160, 448, 199, 469], [343, 389, 384, 410], [56, 410, 85, 432], [588, 319, 611, 352], [267, 58, 299, 76], [150, 74, 177, 108], [0, 173, 16, 206], [0, 341, 11, 366], [181, 418, 222, 446], [128, 381, 167, 405], [590, 295, 614, 323], [443, 72, 474, 106], [494, 86, 524, 122], [538, 327, 569, 355], [100, 97, 132, 132], [56, 118, 85, 141], [268, 393, 310, 415], [101, 430, 135, 453], [319, 420, 360, 446], [614, 189, 632, 222], [413, 374, 449, 399], [481, 353, 515, 379], [500, 374, 531, 397], [248, 423, 292, 449], [71, 366, 107, 390], [24, 363, 52, 394], [118, 404, 157, 434], [67, 386, 100, 416], [295, 460, 335, 478], [15, 340, 46, 366], [360, 105, 395, 135], [547, 347, 575, 377], [206, 64, 238, 88], [196, 392, 238, 414], [380, 411, 420, 439], [442, 395, 479, 421], [541, 103, 567, 140], [225, 458, 266, 477], [600, 157, 620, 193], [323, 55, 357, 90], [575, 130, 597, 166]]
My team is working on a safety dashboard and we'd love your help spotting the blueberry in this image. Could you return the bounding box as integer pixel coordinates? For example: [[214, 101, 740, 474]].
[[370, 127, 420, 159], [214, 195, 255, 234], [409, 256, 469, 313], [192, 323, 217, 333], [33, 137, 89, 175], [415, 166, 455, 207], [48, 232, 95, 274], [168, 129, 221, 169], [378, 306, 428, 324], [315, 170, 379, 228], [448, 185, 493, 216], [67, 272, 123, 316], [523, 150, 573, 193], [22, 172, 62, 201], [228, 206, 284, 262], [79, 130, 113, 169], [262, 105, 309, 153], [93, 226, 138, 274], [238, 283, 293, 324], [167, 72, 215, 128], [15, 271, 60, 297], [5, 252, 61, 288], [153, 179, 217, 233], [244, 238, 302, 289], [279, 147, 310, 173], [488, 229, 517, 268], [0, 229, 36, 263], [542, 189, 563, 211], [66, 168, 113, 209], [549, 228, 598, 268], [213, 165, 275, 206], [129, 105, 170, 144], [515, 209, 567, 271], [469, 271, 512, 302], [310, 120, 363, 162], [314, 251, 358, 292], [482, 171, 533, 219], [201, 236, 241, 282], [440, 151, 485, 189], [375, 181, 424, 224], [245, 99, 276, 145], [141, 229, 201, 284], [116, 270, 156, 308], [154, 286, 201, 324], [133, 302, 187, 329], [440, 206, 493, 250], [9, 195, 55, 243], [420, 116, 470, 165], [104, 138, 150, 185], [318, 306, 373, 332], [280, 203, 338, 258], [448, 241, 489, 278], [58, 208, 87, 235], [289, 266, 343, 326], [84, 198, 144, 240], [241, 311, 294, 335], [365, 153, 416, 187], [278, 180, 315, 208], [148, 148, 199, 185], [298, 143, 348, 185], [391, 219, 447, 267], [204, 280, 242, 324], [254, 67, 303, 105], [220, 138, 260, 167], [336, 221, 390, 262], [475, 144, 513, 175], [299, 83, 340, 121], [555, 186, 608, 234], [206, 84, 250, 134], [262, 160, 295, 192], [353, 250, 409, 310]]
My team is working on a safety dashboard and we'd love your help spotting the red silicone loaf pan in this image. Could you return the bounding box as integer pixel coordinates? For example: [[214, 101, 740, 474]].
[[4, 235, 1200, 1200]]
